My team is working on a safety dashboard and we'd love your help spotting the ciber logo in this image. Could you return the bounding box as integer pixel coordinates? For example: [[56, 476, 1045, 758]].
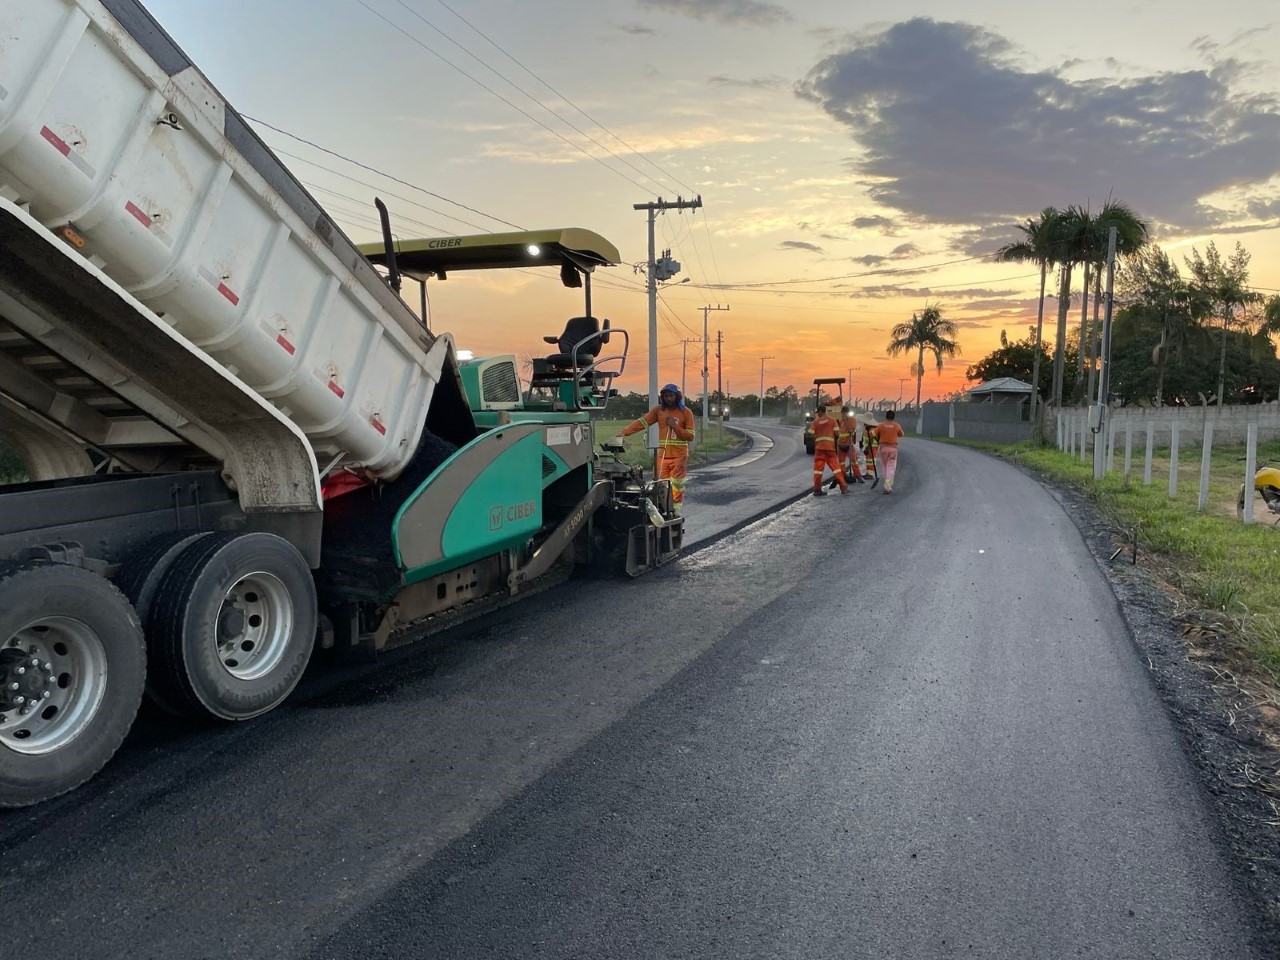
[[490, 501, 537, 531]]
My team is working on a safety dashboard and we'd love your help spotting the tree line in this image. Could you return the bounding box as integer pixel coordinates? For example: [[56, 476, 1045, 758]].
[[976, 202, 1280, 407]]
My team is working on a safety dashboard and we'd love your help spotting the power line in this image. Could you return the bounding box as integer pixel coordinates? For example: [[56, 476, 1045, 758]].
[[388, 0, 672, 197], [351, 0, 656, 195], [430, 0, 699, 196], [243, 114, 525, 230], [271, 146, 496, 233]]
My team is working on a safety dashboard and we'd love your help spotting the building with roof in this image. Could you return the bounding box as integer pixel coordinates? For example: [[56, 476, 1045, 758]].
[[964, 377, 1036, 404]]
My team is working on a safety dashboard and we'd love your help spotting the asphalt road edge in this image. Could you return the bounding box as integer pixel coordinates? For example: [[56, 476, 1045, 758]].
[[991, 451, 1280, 955]]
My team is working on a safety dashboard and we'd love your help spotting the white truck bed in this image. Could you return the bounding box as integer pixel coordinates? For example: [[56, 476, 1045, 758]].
[[0, 0, 450, 486]]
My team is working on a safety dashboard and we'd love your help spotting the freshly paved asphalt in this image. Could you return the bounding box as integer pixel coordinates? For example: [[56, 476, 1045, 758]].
[[0, 433, 1263, 958], [681, 416, 810, 548]]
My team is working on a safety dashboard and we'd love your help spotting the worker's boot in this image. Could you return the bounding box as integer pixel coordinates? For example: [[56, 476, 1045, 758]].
[[812, 487, 827, 497]]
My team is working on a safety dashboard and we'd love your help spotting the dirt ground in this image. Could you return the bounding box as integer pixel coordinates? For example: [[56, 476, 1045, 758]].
[[1028, 472, 1280, 946]]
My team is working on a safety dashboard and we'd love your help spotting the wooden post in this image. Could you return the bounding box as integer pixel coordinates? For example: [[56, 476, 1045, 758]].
[[1197, 416, 1214, 511], [1143, 421, 1154, 485], [1169, 419, 1180, 498], [1106, 417, 1117, 474], [1080, 413, 1089, 463], [1057, 413, 1064, 450]]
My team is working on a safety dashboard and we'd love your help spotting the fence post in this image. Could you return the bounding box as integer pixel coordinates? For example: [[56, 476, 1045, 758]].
[[1144, 421, 1154, 485], [1197, 416, 1214, 511], [1169, 419, 1180, 498], [1057, 413, 1064, 450], [1106, 417, 1117, 474], [948, 403, 955, 439], [1124, 421, 1133, 479], [1068, 417, 1075, 456], [1244, 421, 1257, 524], [1080, 413, 1089, 463]]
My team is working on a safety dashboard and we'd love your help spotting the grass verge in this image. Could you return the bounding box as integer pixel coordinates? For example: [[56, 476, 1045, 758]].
[[963, 437, 1280, 684], [594, 418, 745, 470]]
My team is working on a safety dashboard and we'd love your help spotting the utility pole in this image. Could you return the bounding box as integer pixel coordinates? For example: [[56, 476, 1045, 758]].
[[759, 356, 774, 418], [716, 330, 725, 440], [635, 196, 702, 452], [716, 330, 724, 406], [680, 338, 700, 397], [699, 303, 729, 434], [897, 378, 909, 406]]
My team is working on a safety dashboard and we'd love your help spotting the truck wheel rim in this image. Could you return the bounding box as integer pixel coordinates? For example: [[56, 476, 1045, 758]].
[[216, 573, 293, 681], [0, 618, 108, 755]]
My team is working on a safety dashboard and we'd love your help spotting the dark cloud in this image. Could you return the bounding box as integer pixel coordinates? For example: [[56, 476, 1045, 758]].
[[959, 297, 1041, 312], [796, 18, 1280, 232], [780, 240, 824, 253], [850, 214, 900, 234], [848, 243, 921, 268], [851, 285, 1019, 299], [636, 0, 792, 27], [1247, 197, 1280, 219], [617, 23, 656, 35], [707, 74, 786, 89], [952, 223, 1018, 258]]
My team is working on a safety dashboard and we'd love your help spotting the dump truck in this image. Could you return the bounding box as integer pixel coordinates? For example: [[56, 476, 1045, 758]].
[[0, 0, 682, 807]]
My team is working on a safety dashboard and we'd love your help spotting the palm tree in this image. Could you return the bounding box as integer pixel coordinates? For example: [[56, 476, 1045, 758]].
[[887, 305, 960, 408], [996, 208, 1058, 419], [1084, 200, 1150, 402], [1048, 201, 1150, 405], [1045, 206, 1091, 407]]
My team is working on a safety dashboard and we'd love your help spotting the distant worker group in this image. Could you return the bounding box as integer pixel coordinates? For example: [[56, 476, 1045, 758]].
[[611, 386, 906, 514], [813, 406, 904, 496]]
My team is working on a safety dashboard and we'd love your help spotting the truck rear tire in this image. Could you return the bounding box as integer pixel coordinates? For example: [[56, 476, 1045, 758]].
[[115, 531, 215, 715], [116, 531, 215, 630], [149, 533, 316, 721], [0, 562, 146, 808]]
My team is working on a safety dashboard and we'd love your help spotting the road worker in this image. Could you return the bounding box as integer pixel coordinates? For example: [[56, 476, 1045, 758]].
[[810, 404, 849, 497], [836, 407, 864, 485], [615, 383, 696, 513], [876, 409, 906, 494], [860, 413, 880, 487]]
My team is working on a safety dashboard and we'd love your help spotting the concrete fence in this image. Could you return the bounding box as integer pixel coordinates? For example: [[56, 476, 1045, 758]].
[[916, 401, 1034, 444], [1095, 405, 1280, 446], [1051, 404, 1280, 523]]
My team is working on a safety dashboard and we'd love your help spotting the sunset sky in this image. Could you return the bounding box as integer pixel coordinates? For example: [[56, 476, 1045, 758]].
[[142, 0, 1280, 404]]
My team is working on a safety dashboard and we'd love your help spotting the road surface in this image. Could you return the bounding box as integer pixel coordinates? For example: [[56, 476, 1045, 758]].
[[0, 434, 1263, 959]]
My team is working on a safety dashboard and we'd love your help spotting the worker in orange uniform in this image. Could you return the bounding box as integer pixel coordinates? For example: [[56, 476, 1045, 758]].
[[875, 409, 906, 494], [861, 414, 880, 487], [810, 404, 849, 497], [615, 383, 696, 513], [836, 407, 864, 485]]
